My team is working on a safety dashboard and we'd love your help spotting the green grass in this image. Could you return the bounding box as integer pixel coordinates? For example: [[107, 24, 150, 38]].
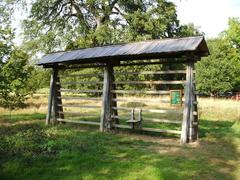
[[0, 115, 239, 180]]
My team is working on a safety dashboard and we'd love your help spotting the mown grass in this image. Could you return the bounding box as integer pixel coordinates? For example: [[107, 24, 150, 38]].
[[0, 95, 239, 179]]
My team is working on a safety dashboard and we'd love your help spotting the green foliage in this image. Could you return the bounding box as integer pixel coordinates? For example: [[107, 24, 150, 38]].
[[196, 18, 240, 95], [196, 39, 240, 95], [224, 17, 240, 49], [0, 49, 35, 109]]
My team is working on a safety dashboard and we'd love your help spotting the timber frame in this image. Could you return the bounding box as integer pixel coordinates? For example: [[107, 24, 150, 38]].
[[38, 36, 209, 144]]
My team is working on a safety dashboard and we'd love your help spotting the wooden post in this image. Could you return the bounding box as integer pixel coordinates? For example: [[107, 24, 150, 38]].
[[110, 66, 119, 124], [46, 72, 54, 125], [100, 64, 113, 131], [192, 64, 199, 141], [181, 62, 194, 144], [52, 66, 63, 124]]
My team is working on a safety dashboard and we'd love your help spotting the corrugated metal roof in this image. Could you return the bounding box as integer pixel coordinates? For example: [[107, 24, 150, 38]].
[[37, 36, 209, 66]]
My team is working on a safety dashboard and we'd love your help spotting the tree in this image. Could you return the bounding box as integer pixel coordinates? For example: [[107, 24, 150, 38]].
[[0, 49, 34, 110], [196, 38, 240, 96], [224, 17, 240, 49], [22, 0, 191, 52]]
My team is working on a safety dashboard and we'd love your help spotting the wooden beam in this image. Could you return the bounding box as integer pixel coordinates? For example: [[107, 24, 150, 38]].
[[181, 62, 194, 144], [46, 72, 54, 125], [113, 80, 186, 85], [100, 64, 113, 131], [111, 90, 170, 95], [113, 70, 187, 75], [57, 118, 100, 126], [114, 124, 181, 134], [52, 67, 60, 124]]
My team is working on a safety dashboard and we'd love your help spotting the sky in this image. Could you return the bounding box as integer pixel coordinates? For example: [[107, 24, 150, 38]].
[[170, 0, 240, 38], [13, 0, 240, 44]]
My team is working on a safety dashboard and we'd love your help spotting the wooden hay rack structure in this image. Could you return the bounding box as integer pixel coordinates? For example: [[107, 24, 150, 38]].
[[37, 36, 209, 144]]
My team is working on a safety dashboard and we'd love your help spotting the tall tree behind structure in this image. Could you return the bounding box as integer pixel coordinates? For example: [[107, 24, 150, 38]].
[[22, 0, 188, 53]]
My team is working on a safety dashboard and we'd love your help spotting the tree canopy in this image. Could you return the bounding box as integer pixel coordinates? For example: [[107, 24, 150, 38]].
[[23, 0, 199, 54]]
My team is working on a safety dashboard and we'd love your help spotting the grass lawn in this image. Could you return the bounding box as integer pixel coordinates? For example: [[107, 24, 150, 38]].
[[0, 96, 239, 180]]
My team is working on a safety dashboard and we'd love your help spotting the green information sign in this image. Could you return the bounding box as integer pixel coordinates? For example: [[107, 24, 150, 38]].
[[170, 90, 182, 106]]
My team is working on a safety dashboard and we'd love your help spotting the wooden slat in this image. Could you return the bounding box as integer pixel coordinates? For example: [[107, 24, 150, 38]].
[[58, 111, 99, 117], [59, 73, 103, 78], [59, 89, 102, 93], [58, 104, 101, 108], [111, 115, 129, 119], [114, 70, 187, 75], [57, 118, 100, 126], [143, 118, 182, 124], [112, 107, 182, 114], [58, 97, 102, 101], [114, 124, 181, 134], [113, 81, 185, 85], [111, 90, 170, 95], [141, 127, 181, 134], [58, 81, 103, 85], [112, 98, 169, 103]]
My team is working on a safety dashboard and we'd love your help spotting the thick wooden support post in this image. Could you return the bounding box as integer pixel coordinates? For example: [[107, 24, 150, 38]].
[[191, 66, 199, 141], [111, 67, 119, 124], [100, 64, 113, 132], [52, 67, 63, 124], [46, 73, 54, 125], [181, 62, 194, 144]]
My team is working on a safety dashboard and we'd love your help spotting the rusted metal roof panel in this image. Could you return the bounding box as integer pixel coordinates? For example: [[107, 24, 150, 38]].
[[37, 36, 209, 66]]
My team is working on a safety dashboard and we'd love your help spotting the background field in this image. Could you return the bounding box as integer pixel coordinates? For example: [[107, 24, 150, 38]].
[[0, 94, 239, 180]]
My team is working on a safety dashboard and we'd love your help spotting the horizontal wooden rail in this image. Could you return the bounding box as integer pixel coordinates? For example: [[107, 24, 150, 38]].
[[114, 124, 181, 134], [111, 90, 170, 95], [58, 73, 103, 78], [57, 118, 100, 126], [58, 81, 103, 85], [59, 89, 102, 93], [143, 118, 182, 124], [113, 70, 196, 75], [112, 107, 182, 114], [112, 98, 169, 103], [58, 111, 99, 116], [59, 97, 102, 101], [58, 104, 101, 108], [111, 115, 129, 119], [113, 81, 185, 85], [141, 127, 181, 134]]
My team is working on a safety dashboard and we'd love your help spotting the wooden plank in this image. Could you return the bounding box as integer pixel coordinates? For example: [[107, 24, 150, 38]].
[[113, 81, 185, 85], [143, 118, 182, 124], [58, 111, 99, 117], [59, 89, 102, 93], [112, 98, 170, 103], [46, 73, 54, 125], [114, 124, 181, 134], [59, 73, 103, 78], [58, 104, 101, 108], [111, 115, 129, 119], [111, 90, 170, 95], [57, 118, 100, 126], [141, 127, 181, 134], [113, 70, 187, 75], [112, 107, 182, 114], [58, 81, 103, 85], [59, 97, 102, 101]]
